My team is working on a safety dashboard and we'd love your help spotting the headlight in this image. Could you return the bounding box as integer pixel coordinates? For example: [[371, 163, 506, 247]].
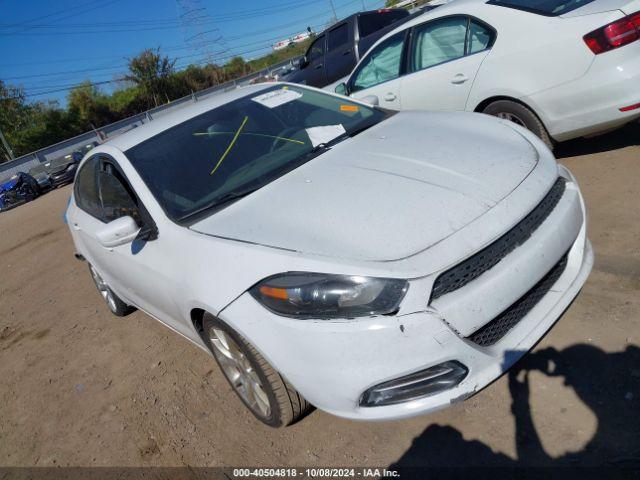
[[66, 163, 77, 172], [250, 273, 408, 319]]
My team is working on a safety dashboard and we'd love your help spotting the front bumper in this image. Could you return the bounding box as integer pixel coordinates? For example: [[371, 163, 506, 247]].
[[219, 172, 593, 421]]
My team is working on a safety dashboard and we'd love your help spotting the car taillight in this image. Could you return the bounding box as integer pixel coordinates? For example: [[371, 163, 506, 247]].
[[584, 11, 640, 54]]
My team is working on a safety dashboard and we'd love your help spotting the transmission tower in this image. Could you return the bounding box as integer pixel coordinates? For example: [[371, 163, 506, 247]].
[[176, 0, 228, 66]]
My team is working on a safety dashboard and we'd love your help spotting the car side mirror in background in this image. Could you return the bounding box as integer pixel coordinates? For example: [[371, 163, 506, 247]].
[[299, 56, 309, 69], [360, 95, 379, 107], [96, 216, 140, 248], [334, 82, 348, 96]]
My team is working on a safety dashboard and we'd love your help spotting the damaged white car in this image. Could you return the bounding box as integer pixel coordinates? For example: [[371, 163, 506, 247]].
[[66, 83, 593, 427]]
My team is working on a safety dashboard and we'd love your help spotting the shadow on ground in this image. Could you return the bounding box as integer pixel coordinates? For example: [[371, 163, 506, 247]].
[[555, 121, 640, 159], [390, 344, 640, 471]]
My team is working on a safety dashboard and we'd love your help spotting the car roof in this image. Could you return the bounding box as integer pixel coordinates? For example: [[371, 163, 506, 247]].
[[102, 83, 273, 152], [323, 8, 408, 26]]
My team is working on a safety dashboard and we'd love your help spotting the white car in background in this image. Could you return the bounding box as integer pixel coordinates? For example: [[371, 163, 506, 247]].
[[334, 0, 640, 147], [67, 84, 592, 427]]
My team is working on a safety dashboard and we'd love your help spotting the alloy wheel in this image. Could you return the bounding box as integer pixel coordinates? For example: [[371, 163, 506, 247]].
[[90, 265, 117, 313], [208, 327, 271, 419], [495, 111, 527, 128]]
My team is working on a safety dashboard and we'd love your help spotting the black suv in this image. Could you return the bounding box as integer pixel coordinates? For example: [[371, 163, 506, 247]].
[[287, 9, 410, 88]]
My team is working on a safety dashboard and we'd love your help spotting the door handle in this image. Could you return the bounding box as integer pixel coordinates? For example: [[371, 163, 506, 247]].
[[314, 63, 323, 70], [342, 49, 352, 56], [72, 222, 82, 231], [383, 92, 397, 101], [451, 74, 469, 84]]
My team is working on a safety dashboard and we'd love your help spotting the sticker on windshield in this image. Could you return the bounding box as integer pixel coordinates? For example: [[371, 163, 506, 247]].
[[252, 88, 302, 109], [305, 124, 346, 148]]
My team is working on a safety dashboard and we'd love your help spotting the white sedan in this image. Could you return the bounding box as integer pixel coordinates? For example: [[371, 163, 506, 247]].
[[67, 83, 593, 427], [334, 0, 640, 147]]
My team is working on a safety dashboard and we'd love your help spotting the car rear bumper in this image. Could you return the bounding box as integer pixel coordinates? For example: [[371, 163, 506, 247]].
[[526, 42, 640, 142], [219, 170, 593, 421]]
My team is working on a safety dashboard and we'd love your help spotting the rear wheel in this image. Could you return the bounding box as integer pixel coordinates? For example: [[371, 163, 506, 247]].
[[482, 100, 554, 150], [88, 264, 135, 317], [203, 313, 311, 427]]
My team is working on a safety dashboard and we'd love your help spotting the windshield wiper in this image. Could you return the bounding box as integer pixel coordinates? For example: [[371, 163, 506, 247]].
[[179, 186, 261, 223], [210, 187, 262, 209], [346, 121, 377, 138]]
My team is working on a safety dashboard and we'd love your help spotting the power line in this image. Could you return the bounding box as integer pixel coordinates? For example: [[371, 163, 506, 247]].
[[0, 0, 326, 36], [3, 0, 126, 35], [0, 0, 323, 30], [2, 0, 365, 70], [4, 24, 323, 83], [3, 0, 382, 99]]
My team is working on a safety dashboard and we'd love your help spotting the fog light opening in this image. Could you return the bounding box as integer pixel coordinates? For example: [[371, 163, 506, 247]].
[[360, 361, 468, 407]]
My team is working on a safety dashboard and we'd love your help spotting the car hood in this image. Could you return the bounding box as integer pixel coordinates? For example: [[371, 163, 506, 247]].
[[190, 111, 540, 262]]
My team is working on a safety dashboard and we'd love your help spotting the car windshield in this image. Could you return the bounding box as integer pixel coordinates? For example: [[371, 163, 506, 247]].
[[125, 85, 387, 223], [487, 0, 596, 15]]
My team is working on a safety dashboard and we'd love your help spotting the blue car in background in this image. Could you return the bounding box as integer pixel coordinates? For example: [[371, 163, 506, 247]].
[[0, 172, 41, 212]]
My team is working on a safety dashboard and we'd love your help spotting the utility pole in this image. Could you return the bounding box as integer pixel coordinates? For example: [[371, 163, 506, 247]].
[[176, 0, 228, 66], [328, 0, 338, 23], [0, 127, 15, 161]]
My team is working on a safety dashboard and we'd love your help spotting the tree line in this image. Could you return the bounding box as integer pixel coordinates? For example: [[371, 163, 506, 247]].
[[0, 40, 311, 163]]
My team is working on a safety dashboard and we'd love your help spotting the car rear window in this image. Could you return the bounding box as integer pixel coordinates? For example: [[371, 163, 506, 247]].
[[358, 10, 408, 38], [487, 0, 597, 15]]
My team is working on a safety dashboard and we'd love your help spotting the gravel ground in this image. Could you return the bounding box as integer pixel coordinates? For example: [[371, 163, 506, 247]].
[[0, 123, 638, 469]]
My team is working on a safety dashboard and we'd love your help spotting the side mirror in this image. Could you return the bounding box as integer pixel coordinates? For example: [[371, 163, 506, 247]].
[[299, 56, 309, 69], [334, 82, 348, 96], [360, 95, 380, 107], [96, 216, 140, 248]]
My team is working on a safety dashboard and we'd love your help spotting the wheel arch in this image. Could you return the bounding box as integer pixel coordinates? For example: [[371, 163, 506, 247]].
[[190, 307, 206, 335], [473, 95, 555, 145], [474, 95, 535, 114]]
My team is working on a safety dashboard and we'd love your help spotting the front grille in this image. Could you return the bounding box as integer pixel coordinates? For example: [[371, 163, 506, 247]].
[[467, 253, 569, 347], [430, 177, 566, 302]]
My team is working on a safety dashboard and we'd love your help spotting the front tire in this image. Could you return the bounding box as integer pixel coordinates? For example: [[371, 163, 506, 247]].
[[482, 100, 554, 150], [203, 313, 311, 427], [88, 264, 136, 317]]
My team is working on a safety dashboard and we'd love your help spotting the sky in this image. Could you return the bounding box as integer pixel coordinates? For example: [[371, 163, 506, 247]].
[[0, 0, 384, 105]]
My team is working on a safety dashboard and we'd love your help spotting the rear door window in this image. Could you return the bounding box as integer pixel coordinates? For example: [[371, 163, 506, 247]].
[[467, 20, 494, 54], [411, 16, 468, 71], [328, 23, 349, 51]]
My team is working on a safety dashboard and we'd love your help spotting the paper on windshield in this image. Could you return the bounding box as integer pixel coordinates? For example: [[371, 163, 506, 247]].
[[305, 124, 346, 148], [251, 88, 302, 109]]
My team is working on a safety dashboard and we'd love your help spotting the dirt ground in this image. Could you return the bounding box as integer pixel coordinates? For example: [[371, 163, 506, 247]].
[[0, 123, 639, 469]]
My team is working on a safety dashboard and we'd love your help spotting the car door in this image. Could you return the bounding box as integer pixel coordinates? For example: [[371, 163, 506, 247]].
[[400, 16, 495, 111], [70, 156, 189, 337], [303, 34, 327, 87], [324, 22, 357, 85], [347, 30, 408, 110], [69, 156, 115, 286]]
